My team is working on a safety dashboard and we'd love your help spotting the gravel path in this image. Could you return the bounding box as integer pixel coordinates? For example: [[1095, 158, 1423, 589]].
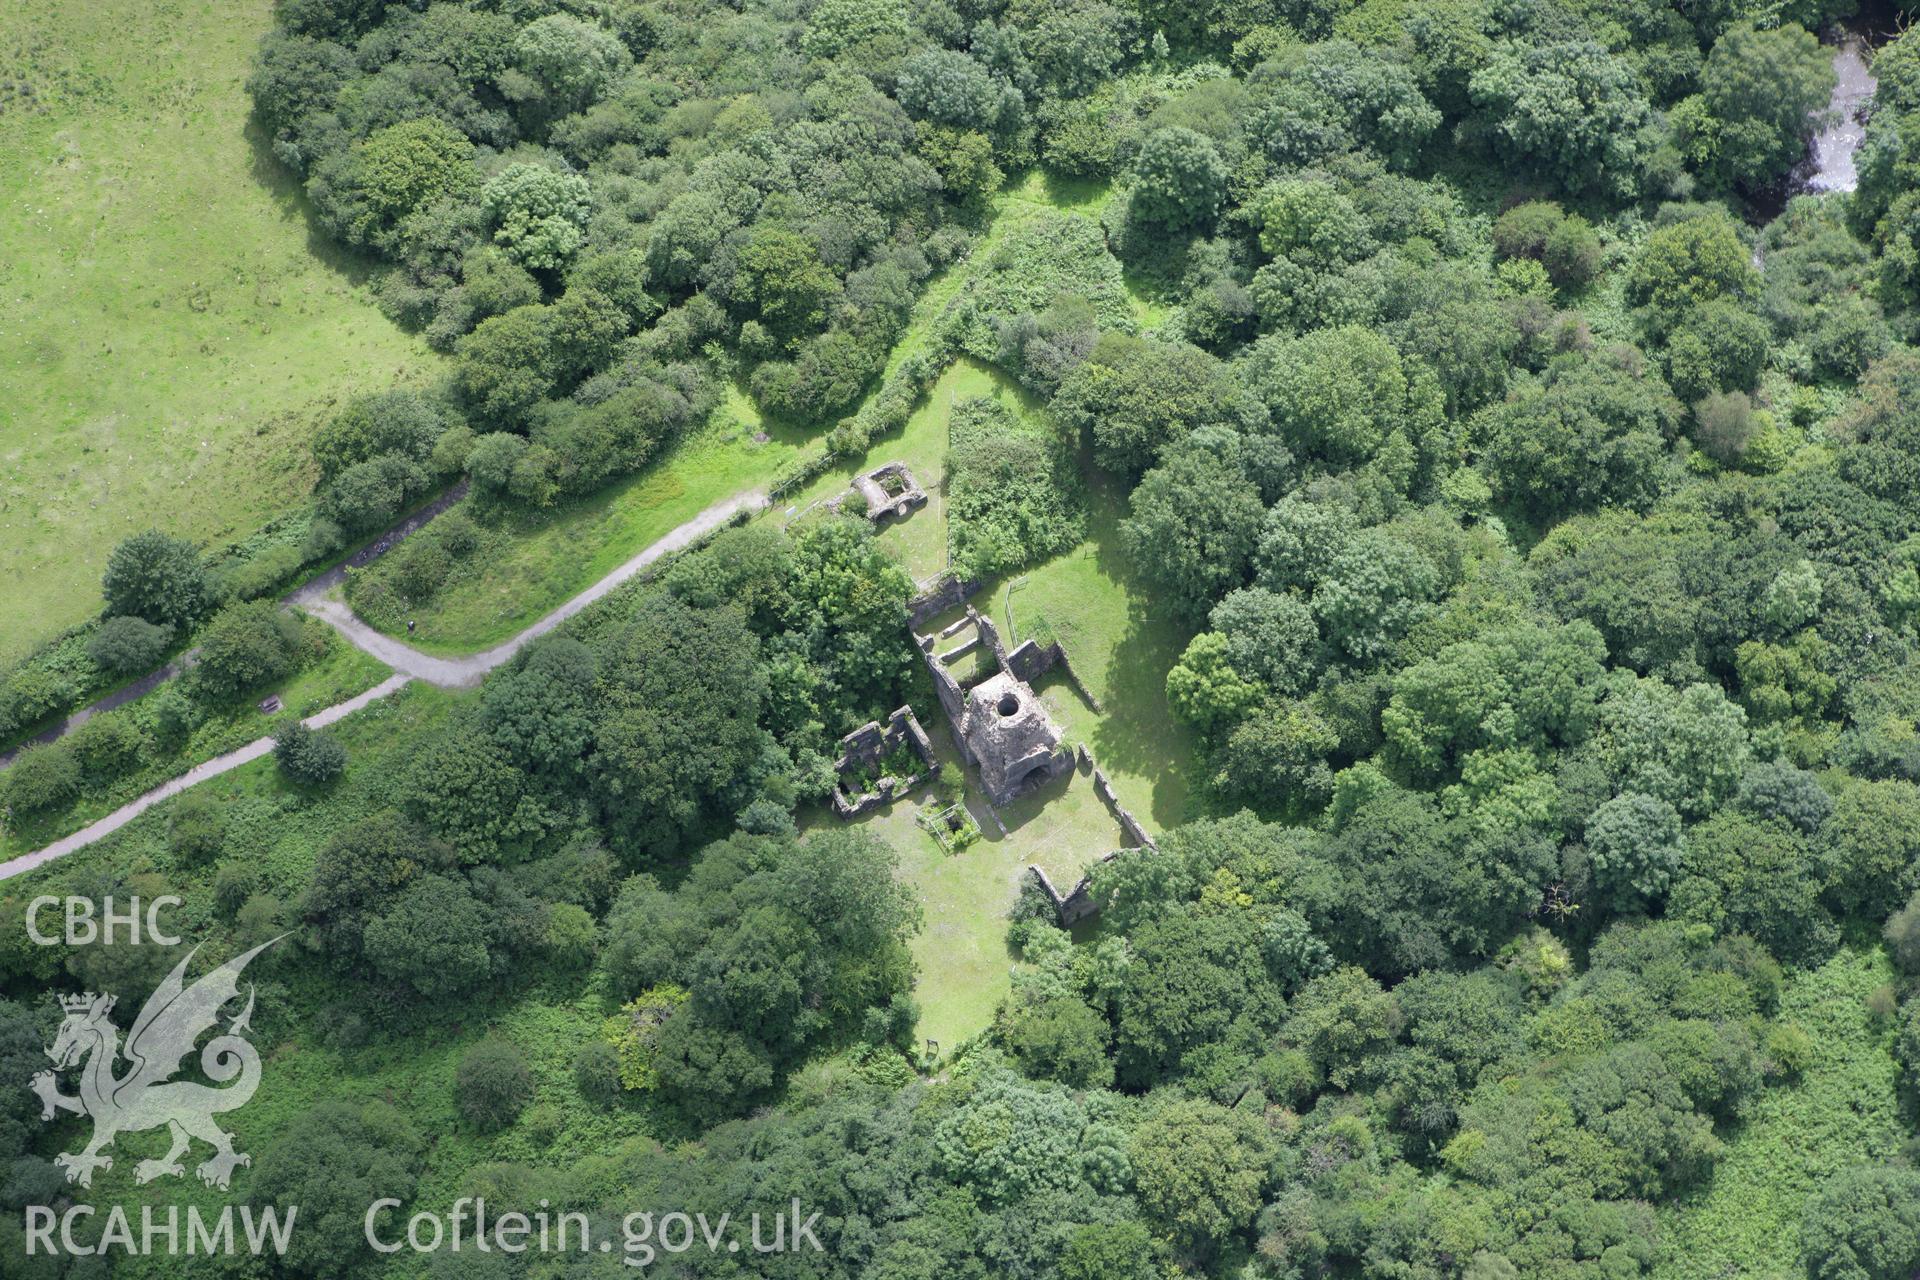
[[0, 657, 194, 769], [0, 482, 471, 769], [285, 489, 767, 687], [1, 488, 767, 877]]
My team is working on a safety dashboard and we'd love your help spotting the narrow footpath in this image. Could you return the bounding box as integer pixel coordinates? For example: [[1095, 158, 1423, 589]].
[[0, 489, 767, 878], [0, 674, 412, 880]]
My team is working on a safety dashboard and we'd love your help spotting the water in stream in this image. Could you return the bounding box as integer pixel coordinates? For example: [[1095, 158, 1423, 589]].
[[1801, 30, 1877, 193]]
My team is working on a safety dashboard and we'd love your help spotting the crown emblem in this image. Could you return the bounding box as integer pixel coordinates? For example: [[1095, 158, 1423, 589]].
[[60, 993, 108, 1015]]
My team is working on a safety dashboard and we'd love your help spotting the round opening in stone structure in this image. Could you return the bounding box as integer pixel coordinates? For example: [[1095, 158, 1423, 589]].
[[997, 692, 1020, 717]]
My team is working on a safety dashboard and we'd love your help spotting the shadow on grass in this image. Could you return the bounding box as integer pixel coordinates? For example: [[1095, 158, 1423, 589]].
[[990, 762, 1076, 838], [1030, 169, 1112, 212], [1056, 458, 1202, 828], [242, 114, 393, 291]]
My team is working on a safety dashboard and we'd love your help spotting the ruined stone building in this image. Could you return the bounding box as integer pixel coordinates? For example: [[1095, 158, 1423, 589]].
[[829, 706, 939, 818], [850, 461, 926, 521], [919, 604, 1074, 807]]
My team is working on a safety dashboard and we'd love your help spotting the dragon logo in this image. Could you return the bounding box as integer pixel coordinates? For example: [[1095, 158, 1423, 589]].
[[30, 938, 280, 1191]]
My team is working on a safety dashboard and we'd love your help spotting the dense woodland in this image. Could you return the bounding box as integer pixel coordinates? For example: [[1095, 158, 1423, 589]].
[[8, 0, 1920, 1275]]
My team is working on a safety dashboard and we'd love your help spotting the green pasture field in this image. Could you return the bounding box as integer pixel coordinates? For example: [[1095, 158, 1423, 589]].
[[0, 0, 434, 663]]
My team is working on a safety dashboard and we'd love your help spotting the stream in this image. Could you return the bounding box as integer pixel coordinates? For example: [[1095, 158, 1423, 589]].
[[1800, 27, 1878, 194]]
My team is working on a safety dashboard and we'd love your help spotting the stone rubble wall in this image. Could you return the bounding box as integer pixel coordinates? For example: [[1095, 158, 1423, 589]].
[[831, 706, 941, 818], [1022, 746, 1159, 927], [1081, 744, 1156, 851], [909, 574, 983, 628]]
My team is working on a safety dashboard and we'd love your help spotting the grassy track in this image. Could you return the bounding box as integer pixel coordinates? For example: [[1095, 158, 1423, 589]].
[[0, 0, 434, 661]]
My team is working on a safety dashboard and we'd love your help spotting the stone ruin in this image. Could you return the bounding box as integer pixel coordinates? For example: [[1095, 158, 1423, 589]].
[[1027, 853, 1119, 927], [831, 705, 940, 818], [959, 672, 1071, 808], [905, 576, 1157, 927], [850, 461, 926, 521], [1026, 745, 1158, 926], [920, 604, 1075, 808]]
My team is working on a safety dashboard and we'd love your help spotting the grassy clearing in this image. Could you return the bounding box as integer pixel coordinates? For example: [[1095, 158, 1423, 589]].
[[999, 463, 1202, 831], [782, 357, 1044, 585], [0, 0, 437, 662], [0, 635, 390, 860], [368, 173, 1124, 650], [809, 724, 1127, 1053], [1655, 947, 1908, 1280]]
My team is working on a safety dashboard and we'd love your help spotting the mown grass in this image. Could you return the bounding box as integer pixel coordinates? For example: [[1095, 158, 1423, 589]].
[[1655, 947, 1908, 1280], [0, 0, 436, 662], [782, 357, 1044, 586], [808, 724, 1128, 1054], [1001, 461, 1203, 831], [779, 351, 1197, 1051]]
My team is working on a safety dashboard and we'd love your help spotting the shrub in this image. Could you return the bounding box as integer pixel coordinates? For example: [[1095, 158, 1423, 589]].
[[0, 666, 79, 737], [1764, 1020, 1814, 1078], [1542, 215, 1603, 288], [573, 1040, 623, 1107], [87, 616, 174, 674], [68, 711, 147, 779], [1886, 889, 1920, 975], [1493, 200, 1603, 289], [168, 790, 227, 866], [456, 1039, 533, 1131], [319, 453, 430, 533], [1695, 391, 1759, 466], [147, 686, 201, 748], [543, 903, 597, 968], [213, 862, 259, 916], [194, 601, 302, 698], [219, 543, 307, 602], [435, 511, 481, 559], [274, 722, 349, 785], [467, 432, 528, 494], [236, 894, 286, 945], [5, 743, 81, 814], [103, 530, 209, 629], [393, 541, 452, 602]]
